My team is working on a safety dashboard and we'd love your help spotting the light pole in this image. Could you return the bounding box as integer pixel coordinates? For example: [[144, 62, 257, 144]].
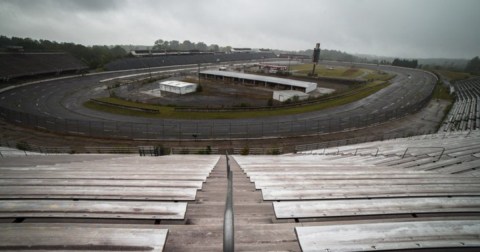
[[311, 43, 320, 76], [288, 56, 292, 75]]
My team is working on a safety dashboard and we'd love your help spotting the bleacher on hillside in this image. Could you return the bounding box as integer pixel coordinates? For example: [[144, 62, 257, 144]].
[[0, 52, 87, 81], [441, 77, 480, 131], [105, 52, 277, 71]]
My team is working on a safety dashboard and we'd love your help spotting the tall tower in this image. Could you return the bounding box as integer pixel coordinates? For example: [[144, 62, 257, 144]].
[[311, 43, 321, 76]]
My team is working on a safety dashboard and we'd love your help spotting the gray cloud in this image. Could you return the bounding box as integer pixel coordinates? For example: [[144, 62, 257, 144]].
[[1, 0, 119, 12], [0, 0, 479, 58]]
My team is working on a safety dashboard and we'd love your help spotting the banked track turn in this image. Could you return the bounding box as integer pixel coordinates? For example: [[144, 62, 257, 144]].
[[0, 61, 437, 140]]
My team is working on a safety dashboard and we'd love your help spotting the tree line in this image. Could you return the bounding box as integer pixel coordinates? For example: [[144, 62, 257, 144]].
[[0, 35, 127, 69], [465, 56, 480, 75], [391, 58, 418, 68], [152, 39, 231, 52]]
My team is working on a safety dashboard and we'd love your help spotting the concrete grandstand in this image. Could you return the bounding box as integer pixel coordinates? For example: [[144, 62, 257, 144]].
[[105, 51, 277, 71], [1, 131, 479, 250], [2, 42, 480, 251], [0, 52, 87, 81]]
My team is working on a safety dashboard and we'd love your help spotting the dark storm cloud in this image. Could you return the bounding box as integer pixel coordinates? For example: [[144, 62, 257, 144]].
[[0, 0, 479, 59]]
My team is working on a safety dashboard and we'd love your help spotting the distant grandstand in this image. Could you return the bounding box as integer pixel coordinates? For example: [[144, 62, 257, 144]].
[[130, 50, 215, 57], [0, 52, 88, 81], [441, 77, 480, 131], [105, 52, 277, 71]]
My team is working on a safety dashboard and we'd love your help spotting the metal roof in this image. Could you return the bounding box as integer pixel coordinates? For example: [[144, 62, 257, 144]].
[[200, 70, 317, 90], [160, 80, 196, 88]]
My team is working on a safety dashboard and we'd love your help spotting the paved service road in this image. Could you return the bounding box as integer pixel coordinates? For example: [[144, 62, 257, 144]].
[[0, 61, 437, 140]]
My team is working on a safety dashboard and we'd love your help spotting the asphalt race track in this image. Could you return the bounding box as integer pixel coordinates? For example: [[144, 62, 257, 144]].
[[0, 61, 437, 140]]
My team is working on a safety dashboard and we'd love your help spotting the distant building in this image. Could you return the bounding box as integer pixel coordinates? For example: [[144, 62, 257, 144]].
[[278, 53, 310, 60], [231, 48, 253, 53], [199, 70, 317, 93], [159, 80, 197, 95], [258, 64, 288, 73], [273, 90, 309, 102]]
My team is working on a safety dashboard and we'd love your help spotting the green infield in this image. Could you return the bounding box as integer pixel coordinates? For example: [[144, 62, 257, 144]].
[[84, 81, 390, 120], [289, 64, 371, 78], [436, 70, 472, 81]]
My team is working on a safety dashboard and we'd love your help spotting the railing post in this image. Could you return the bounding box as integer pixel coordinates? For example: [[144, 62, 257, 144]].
[[224, 154, 234, 252]]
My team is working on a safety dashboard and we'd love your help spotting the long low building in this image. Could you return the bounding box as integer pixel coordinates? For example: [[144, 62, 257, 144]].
[[200, 70, 317, 93]]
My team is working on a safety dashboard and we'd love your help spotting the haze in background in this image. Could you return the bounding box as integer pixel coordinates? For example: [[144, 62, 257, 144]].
[[0, 0, 479, 59]]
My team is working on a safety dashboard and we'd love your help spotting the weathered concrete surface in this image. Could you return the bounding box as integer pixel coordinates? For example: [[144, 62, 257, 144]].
[[161, 156, 301, 251]]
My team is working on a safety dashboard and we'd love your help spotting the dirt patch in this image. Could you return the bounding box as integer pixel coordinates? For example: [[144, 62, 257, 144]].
[[149, 80, 273, 107]]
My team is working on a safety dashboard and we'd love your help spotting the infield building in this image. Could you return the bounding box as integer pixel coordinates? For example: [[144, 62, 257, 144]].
[[199, 70, 317, 93]]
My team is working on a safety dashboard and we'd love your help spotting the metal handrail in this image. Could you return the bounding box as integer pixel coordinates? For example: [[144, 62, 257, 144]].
[[223, 154, 234, 252], [401, 147, 445, 161], [354, 147, 379, 157]]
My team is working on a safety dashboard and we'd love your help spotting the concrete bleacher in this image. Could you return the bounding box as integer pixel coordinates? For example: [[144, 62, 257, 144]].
[[0, 154, 220, 251], [234, 131, 480, 251], [296, 220, 480, 251], [0, 146, 44, 157], [299, 130, 480, 175], [0, 224, 169, 251], [2, 130, 480, 250], [441, 77, 480, 132], [105, 52, 277, 71], [0, 52, 87, 80]]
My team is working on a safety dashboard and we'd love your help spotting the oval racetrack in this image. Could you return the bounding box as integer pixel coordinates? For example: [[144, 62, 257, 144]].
[[0, 62, 437, 140]]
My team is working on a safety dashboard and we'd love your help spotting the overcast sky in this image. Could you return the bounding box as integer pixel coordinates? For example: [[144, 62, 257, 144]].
[[0, 0, 479, 59]]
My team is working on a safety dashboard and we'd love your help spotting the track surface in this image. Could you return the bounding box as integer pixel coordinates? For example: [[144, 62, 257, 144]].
[[0, 61, 437, 140]]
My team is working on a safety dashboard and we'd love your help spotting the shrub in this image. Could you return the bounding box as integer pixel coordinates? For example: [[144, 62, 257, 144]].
[[268, 148, 281, 155], [267, 98, 273, 107], [196, 146, 212, 155], [16, 141, 30, 151], [240, 146, 249, 155], [154, 145, 169, 156]]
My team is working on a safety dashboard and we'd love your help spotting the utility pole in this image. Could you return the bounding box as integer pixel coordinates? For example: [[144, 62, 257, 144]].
[[311, 43, 321, 76], [197, 63, 201, 85], [288, 56, 291, 75]]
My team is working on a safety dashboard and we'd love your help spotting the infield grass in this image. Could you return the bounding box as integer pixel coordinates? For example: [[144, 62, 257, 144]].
[[84, 81, 390, 120]]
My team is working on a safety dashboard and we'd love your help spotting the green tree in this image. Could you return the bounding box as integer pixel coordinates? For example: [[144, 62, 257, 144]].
[[465, 56, 480, 75], [208, 44, 220, 52], [181, 40, 194, 51], [195, 42, 208, 51], [169, 40, 180, 51], [153, 39, 165, 50]]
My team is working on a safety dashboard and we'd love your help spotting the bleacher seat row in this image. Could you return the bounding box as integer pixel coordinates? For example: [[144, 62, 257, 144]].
[[2, 131, 480, 250], [231, 130, 480, 251], [441, 77, 480, 132], [0, 154, 220, 251]]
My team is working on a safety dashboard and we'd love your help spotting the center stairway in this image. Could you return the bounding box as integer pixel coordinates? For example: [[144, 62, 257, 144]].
[[162, 155, 300, 251]]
